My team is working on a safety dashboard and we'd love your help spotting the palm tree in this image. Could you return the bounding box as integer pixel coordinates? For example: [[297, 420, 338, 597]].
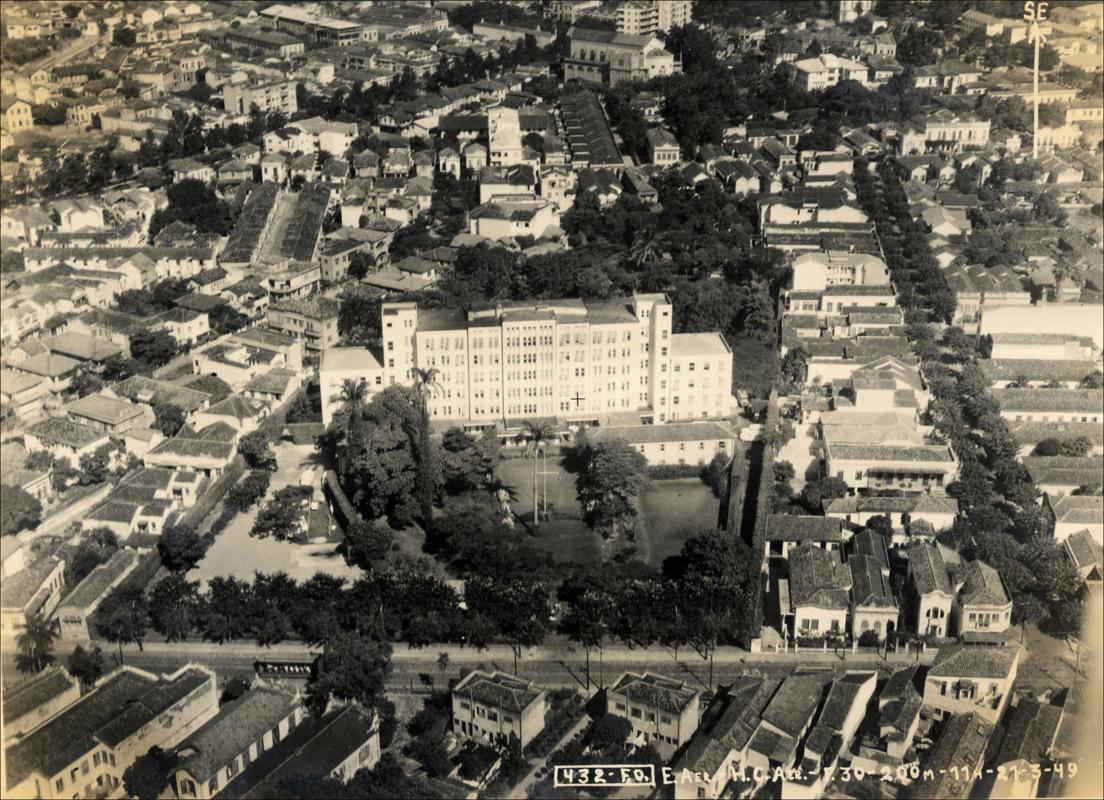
[[520, 419, 557, 527], [332, 378, 369, 411], [409, 367, 442, 524], [15, 613, 58, 675], [409, 367, 442, 420], [629, 225, 661, 267]]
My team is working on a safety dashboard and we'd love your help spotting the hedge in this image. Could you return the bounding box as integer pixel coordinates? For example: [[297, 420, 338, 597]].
[[176, 456, 246, 531], [646, 463, 704, 480], [323, 469, 361, 532], [744, 389, 779, 644]]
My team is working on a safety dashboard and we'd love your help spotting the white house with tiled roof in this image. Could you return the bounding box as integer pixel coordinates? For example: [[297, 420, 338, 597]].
[[923, 645, 1020, 723], [906, 542, 954, 638], [849, 555, 898, 642], [64, 393, 152, 435], [1046, 494, 1104, 545], [764, 515, 845, 561], [143, 423, 239, 478], [951, 560, 1013, 638], [589, 421, 736, 466], [451, 671, 546, 748], [787, 543, 851, 639], [909, 711, 993, 798], [1064, 529, 1103, 599], [824, 494, 958, 532], [992, 388, 1103, 425], [3, 664, 217, 800], [607, 671, 699, 752]]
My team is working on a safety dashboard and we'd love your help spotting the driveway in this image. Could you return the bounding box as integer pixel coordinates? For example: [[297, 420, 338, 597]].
[[777, 420, 820, 490], [190, 441, 359, 587]]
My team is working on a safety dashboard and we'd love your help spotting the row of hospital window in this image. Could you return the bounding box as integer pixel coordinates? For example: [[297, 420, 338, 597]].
[[1011, 414, 1099, 423], [641, 441, 727, 454], [658, 396, 726, 406]]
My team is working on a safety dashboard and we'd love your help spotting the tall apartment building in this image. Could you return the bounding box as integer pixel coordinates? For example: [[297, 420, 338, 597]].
[[545, 0, 604, 23], [564, 28, 680, 85], [487, 107, 522, 166], [320, 294, 737, 427], [223, 78, 298, 115], [616, 1, 693, 35]]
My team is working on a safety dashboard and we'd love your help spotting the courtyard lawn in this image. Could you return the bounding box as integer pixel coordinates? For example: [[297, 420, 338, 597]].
[[636, 481, 720, 567], [496, 455, 720, 568], [497, 455, 604, 564]]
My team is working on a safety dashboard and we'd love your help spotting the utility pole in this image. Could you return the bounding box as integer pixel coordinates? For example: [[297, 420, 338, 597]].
[[1023, 1, 1050, 159]]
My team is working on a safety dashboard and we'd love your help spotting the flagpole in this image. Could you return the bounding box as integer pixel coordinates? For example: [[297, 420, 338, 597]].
[[1032, 21, 1040, 160]]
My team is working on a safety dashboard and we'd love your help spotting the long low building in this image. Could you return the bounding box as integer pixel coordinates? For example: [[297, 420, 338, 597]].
[[979, 358, 1100, 388], [824, 440, 958, 493], [992, 388, 1103, 424], [588, 421, 736, 465]]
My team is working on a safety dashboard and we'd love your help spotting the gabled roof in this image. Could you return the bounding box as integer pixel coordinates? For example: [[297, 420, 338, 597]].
[[453, 671, 543, 713], [609, 672, 697, 713], [26, 416, 106, 448], [1048, 494, 1104, 527], [202, 394, 267, 421], [788, 543, 850, 610], [765, 515, 843, 542], [994, 698, 1062, 767], [4, 666, 212, 791], [850, 555, 895, 608], [1064, 529, 1103, 574], [993, 388, 1103, 414], [1023, 456, 1102, 489], [669, 678, 780, 775], [851, 529, 889, 570], [760, 673, 830, 738], [1, 666, 77, 727], [65, 394, 145, 426], [907, 541, 952, 596], [958, 560, 1011, 607], [175, 687, 299, 783], [224, 705, 378, 799], [912, 712, 992, 799], [929, 645, 1017, 680]]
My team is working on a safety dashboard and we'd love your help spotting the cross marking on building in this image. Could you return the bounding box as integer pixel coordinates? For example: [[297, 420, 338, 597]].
[[572, 392, 586, 407]]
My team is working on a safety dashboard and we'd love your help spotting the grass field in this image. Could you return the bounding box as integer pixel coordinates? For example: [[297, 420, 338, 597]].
[[497, 455, 721, 568], [637, 481, 720, 566]]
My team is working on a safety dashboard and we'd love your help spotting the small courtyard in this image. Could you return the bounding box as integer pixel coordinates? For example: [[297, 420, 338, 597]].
[[190, 440, 361, 587]]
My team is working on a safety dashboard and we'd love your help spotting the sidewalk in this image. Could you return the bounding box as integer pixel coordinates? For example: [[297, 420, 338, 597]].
[[513, 710, 591, 796], [125, 637, 937, 667]]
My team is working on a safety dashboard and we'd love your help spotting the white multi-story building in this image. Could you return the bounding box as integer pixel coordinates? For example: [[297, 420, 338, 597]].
[[223, 78, 298, 115], [790, 54, 869, 92], [487, 107, 522, 166], [615, 0, 692, 35], [320, 294, 737, 428]]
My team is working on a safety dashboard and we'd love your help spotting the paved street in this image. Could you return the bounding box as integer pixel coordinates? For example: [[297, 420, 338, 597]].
[[5, 633, 933, 695]]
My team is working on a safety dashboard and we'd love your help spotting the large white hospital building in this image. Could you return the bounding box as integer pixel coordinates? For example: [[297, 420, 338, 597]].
[[320, 293, 738, 430]]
